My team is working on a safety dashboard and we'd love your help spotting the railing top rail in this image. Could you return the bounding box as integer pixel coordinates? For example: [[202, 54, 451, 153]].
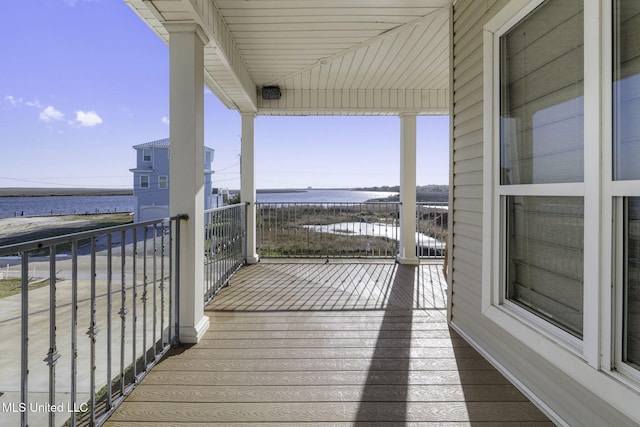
[[204, 204, 245, 214], [255, 201, 448, 207], [0, 214, 188, 255], [255, 201, 402, 206]]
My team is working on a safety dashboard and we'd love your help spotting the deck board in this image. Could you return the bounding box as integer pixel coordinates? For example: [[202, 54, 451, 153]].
[[105, 260, 553, 425]]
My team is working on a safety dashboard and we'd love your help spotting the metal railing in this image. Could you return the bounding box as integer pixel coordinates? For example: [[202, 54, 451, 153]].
[[204, 204, 246, 303], [256, 202, 447, 258], [0, 215, 185, 427], [416, 202, 448, 257]]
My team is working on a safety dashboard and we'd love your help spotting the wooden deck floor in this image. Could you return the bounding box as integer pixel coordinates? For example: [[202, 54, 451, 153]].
[[105, 260, 553, 426]]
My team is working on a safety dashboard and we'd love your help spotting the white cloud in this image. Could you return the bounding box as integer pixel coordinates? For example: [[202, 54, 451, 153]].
[[25, 100, 43, 108], [64, 0, 100, 6], [75, 110, 103, 127], [161, 116, 170, 125], [5, 96, 44, 109], [39, 106, 64, 122]]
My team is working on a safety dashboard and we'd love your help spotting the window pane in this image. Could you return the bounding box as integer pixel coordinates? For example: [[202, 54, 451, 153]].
[[625, 197, 640, 367], [500, 0, 584, 185], [613, 0, 640, 180], [507, 196, 584, 337]]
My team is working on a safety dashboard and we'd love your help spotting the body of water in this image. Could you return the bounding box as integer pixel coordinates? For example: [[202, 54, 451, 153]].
[[0, 195, 135, 218], [0, 190, 398, 219], [256, 189, 397, 204]]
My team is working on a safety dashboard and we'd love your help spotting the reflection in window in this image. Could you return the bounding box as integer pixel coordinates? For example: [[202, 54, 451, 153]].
[[500, 0, 584, 185], [507, 196, 584, 337], [614, 1, 640, 181], [625, 198, 640, 367]]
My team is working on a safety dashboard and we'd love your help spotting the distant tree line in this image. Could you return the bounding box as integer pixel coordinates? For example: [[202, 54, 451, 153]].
[[354, 184, 448, 193], [358, 185, 449, 203]]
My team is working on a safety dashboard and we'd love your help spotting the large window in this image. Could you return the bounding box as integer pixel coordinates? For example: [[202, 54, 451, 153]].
[[483, 0, 640, 392], [499, 0, 585, 338]]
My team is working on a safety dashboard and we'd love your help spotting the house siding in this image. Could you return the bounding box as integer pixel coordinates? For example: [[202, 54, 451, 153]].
[[131, 140, 215, 221], [449, 1, 638, 425]]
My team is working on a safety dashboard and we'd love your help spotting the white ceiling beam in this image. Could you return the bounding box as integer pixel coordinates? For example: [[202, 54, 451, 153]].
[[127, 0, 258, 112], [182, 0, 257, 112], [257, 88, 449, 116]]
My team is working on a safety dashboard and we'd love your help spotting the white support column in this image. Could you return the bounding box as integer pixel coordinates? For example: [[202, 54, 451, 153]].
[[168, 23, 210, 343], [241, 113, 259, 264], [397, 113, 420, 265]]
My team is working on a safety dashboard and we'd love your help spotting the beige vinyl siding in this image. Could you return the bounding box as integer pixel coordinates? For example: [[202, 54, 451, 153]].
[[449, 1, 637, 425]]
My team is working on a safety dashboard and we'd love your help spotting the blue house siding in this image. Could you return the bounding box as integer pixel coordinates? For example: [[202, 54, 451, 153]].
[[130, 138, 214, 222]]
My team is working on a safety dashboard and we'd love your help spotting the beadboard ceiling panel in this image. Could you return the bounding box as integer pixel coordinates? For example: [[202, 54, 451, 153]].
[[125, 0, 451, 115]]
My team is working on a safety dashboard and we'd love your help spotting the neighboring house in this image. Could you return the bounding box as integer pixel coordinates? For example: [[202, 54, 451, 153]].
[[211, 187, 231, 208], [130, 138, 215, 222]]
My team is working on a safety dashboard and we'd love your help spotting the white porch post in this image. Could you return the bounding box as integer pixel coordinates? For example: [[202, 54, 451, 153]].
[[397, 113, 420, 265], [168, 23, 210, 343], [241, 113, 259, 264]]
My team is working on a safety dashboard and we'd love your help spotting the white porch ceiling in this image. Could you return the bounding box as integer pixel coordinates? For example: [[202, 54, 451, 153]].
[[125, 0, 450, 116]]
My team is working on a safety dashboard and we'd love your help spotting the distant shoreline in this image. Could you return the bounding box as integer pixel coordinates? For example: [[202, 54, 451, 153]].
[[0, 186, 444, 198], [0, 188, 133, 197]]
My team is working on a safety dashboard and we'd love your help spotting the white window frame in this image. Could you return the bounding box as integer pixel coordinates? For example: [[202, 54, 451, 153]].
[[143, 148, 152, 162], [159, 175, 168, 189], [140, 175, 150, 189], [481, 0, 601, 368]]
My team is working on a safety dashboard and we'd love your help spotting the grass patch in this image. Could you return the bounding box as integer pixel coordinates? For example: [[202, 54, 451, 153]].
[[257, 204, 448, 257], [0, 277, 53, 299], [258, 228, 399, 258]]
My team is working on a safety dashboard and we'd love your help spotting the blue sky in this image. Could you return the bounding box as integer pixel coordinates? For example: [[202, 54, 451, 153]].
[[0, 0, 449, 190]]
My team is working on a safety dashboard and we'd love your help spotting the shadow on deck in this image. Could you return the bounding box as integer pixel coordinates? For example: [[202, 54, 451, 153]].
[[106, 260, 552, 426]]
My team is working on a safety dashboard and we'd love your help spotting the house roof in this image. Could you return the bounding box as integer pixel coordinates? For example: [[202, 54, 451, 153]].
[[133, 138, 214, 151], [124, 0, 450, 116], [132, 138, 170, 149]]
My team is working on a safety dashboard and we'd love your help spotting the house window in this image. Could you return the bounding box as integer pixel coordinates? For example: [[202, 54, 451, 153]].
[[499, 0, 585, 337], [483, 0, 640, 384], [159, 175, 168, 189], [140, 175, 149, 189], [143, 149, 152, 162], [614, 0, 640, 374]]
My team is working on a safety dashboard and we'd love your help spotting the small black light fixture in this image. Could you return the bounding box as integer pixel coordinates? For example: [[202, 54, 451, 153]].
[[261, 86, 281, 100]]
